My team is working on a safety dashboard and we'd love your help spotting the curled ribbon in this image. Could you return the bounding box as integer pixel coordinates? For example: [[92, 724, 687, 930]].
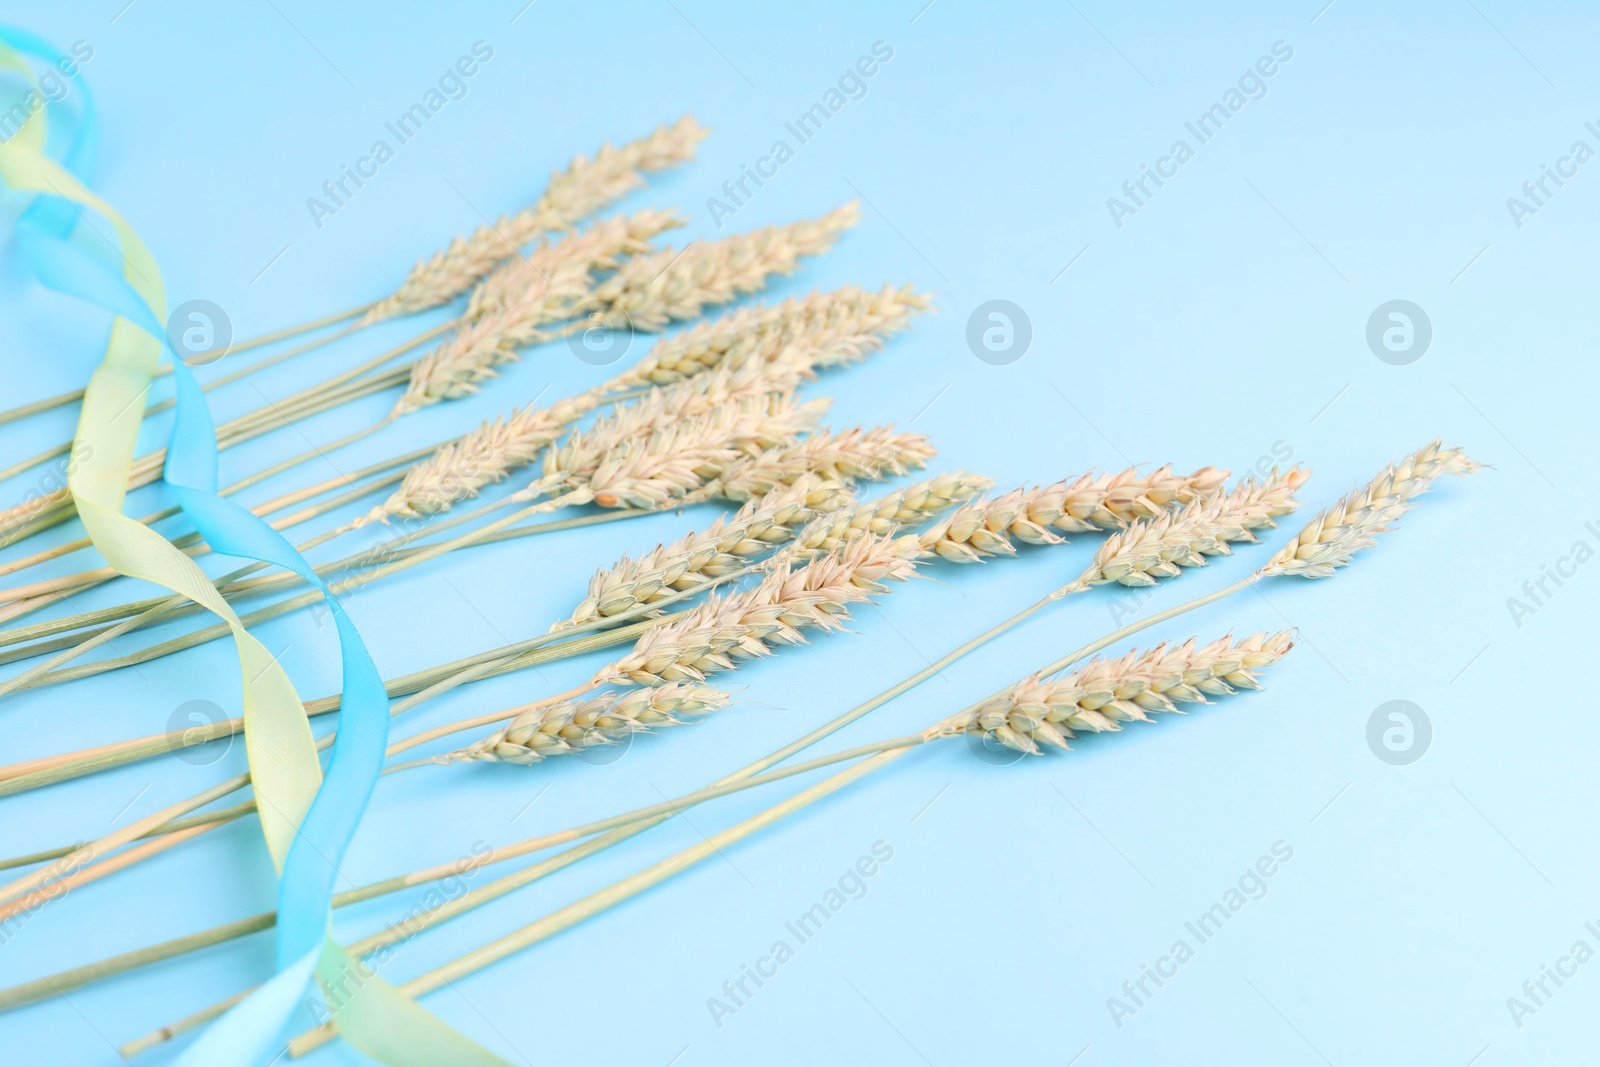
[[0, 34, 509, 1066]]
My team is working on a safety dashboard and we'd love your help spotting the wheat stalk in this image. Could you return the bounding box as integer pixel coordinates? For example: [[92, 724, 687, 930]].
[[361, 285, 928, 528], [395, 206, 862, 416], [282, 620, 1297, 1057], [0, 121, 704, 461], [1259, 440, 1482, 578], [266, 446, 1480, 1045], [362, 116, 708, 325], [963, 632, 1296, 755], [446, 684, 731, 765], [553, 426, 942, 631], [427, 533, 920, 763], [584, 203, 862, 331]]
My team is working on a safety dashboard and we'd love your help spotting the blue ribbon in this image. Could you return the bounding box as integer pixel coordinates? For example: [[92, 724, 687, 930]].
[[1, 33, 498, 1065]]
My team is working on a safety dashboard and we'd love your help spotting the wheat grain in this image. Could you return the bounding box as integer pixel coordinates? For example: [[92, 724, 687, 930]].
[[1259, 440, 1481, 579], [443, 683, 730, 765], [583, 203, 862, 332], [363, 116, 707, 325], [962, 631, 1295, 754]]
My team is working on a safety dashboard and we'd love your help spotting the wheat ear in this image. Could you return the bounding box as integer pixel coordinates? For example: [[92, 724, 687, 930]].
[[1061, 467, 1312, 591], [584, 202, 862, 331], [778, 472, 996, 558], [556, 476, 852, 631], [608, 284, 932, 393], [393, 211, 678, 415], [917, 463, 1231, 563], [466, 208, 685, 318], [527, 389, 831, 512], [363, 116, 707, 324], [1259, 440, 1482, 578], [364, 285, 927, 527], [446, 684, 731, 765], [433, 533, 921, 762], [286, 440, 1476, 1016], [594, 533, 921, 688], [555, 415, 943, 631], [963, 632, 1296, 754], [713, 425, 935, 502]]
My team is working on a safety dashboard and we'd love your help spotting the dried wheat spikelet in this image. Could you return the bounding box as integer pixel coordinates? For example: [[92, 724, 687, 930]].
[[362, 403, 567, 526], [394, 212, 677, 415], [914, 463, 1230, 563], [716, 426, 936, 502], [1259, 440, 1481, 579], [360, 279, 929, 527], [962, 632, 1295, 755], [525, 350, 819, 489], [519, 391, 831, 511], [607, 283, 932, 392], [892, 465, 1222, 553], [1051, 464, 1228, 531], [599, 533, 921, 687], [555, 423, 937, 629], [442, 683, 730, 765], [782, 472, 995, 559], [467, 208, 684, 318], [364, 116, 707, 324], [1063, 467, 1311, 591], [556, 475, 853, 631], [448, 534, 917, 761], [583, 202, 862, 332]]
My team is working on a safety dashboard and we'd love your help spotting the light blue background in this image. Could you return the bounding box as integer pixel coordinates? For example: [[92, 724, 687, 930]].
[[0, 2, 1592, 1064]]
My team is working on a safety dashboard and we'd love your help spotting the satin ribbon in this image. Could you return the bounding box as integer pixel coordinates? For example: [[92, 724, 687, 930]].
[[0, 37, 507, 1066]]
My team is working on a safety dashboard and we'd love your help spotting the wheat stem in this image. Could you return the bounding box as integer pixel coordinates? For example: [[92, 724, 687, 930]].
[[18, 730, 910, 1037]]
